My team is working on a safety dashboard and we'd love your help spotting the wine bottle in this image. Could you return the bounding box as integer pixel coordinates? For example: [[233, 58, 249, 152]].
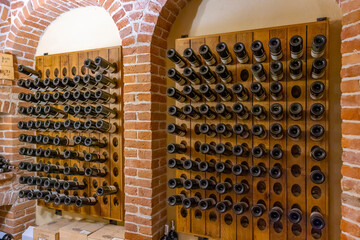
[[198, 197, 217, 211], [19, 162, 30, 170], [310, 169, 325, 184], [27, 190, 41, 200], [37, 176, 50, 187], [95, 73, 117, 88], [270, 144, 283, 160], [54, 180, 66, 190], [269, 37, 283, 60], [182, 105, 202, 120], [251, 202, 267, 217], [83, 74, 97, 88], [183, 179, 201, 190], [198, 160, 216, 173], [270, 82, 283, 100], [183, 67, 202, 85], [251, 63, 266, 82], [199, 44, 217, 66], [269, 164, 282, 179], [216, 199, 233, 213], [44, 148, 65, 159], [53, 136, 75, 147], [167, 158, 184, 170], [251, 104, 267, 120], [269, 61, 284, 81], [215, 143, 233, 156], [216, 42, 232, 64], [44, 163, 65, 174], [182, 85, 202, 102], [232, 144, 250, 158], [215, 64, 233, 83], [215, 103, 233, 119], [167, 143, 187, 154], [288, 125, 301, 140], [22, 93, 37, 103], [198, 123, 216, 138], [233, 201, 249, 215], [269, 206, 283, 222], [64, 196, 79, 206], [17, 79, 28, 90], [269, 123, 284, 140], [43, 178, 58, 188], [182, 195, 200, 209], [96, 120, 117, 133], [44, 120, 56, 131], [26, 176, 39, 186], [252, 124, 267, 139], [310, 81, 325, 100], [199, 66, 217, 84], [199, 178, 217, 190], [168, 194, 186, 206], [84, 137, 107, 148], [19, 176, 30, 185], [73, 135, 87, 146], [73, 75, 88, 90], [18, 107, 29, 116], [232, 83, 249, 101], [44, 192, 58, 203], [311, 35, 327, 58], [64, 180, 87, 190], [84, 152, 107, 163], [310, 124, 325, 141], [199, 84, 217, 102], [251, 40, 266, 62], [233, 181, 250, 195], [215, 83, 232, 101], [216, 123, 233, 138], [19, 190, 32, 198], [289, 102, 303, 120], [84, 58, 105, 73], [199, 142, 216, 155], [64, 165, 85, 175], [232, 102, 249, 120], [73, 105, 87, 118], [18, 65, 41, 78], [76, 197, 98, 207], [84, 167, 107, 177], [168, 106, 187, 120], [95, 90, 117, 104], [168, 177, 185, 189], [94, 56, 117, 73], [232, 163, 249, 176], [252, 144, 267, 158], [183, 48, 201, 68], [33, 78, 46, 91], [167, 49, 187, 68], [167, 68, 187, 85], [233, 124, 250, 138], [250, 82, 266, 101], [83, 105, 98, 118], [167, 87, 187, 102], [311, 58, 327, 79], [62, 120, 75, 131], [289, 59, 303, 80], [44, 106, 68, 118], [310, 103, 325, 120], [215, 181, 232, 194], [289, 35, 303, 59], [250, 164, 266, 177], [182, 159, 200, 171], [270, 103, 284, 120], [83, 90, 98, 104], [233, 42, 249, 63], [84, 120, 97, 132]]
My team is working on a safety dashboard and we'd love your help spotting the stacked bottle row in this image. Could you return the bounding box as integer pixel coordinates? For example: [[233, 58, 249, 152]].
[[0, 155, 15, 173]]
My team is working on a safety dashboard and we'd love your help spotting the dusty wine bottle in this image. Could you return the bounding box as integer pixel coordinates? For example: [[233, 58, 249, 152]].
[[84, 105, 98, 117], [252, 124, 267, 139], [167, 143, 187, 154], [216, 123, 233, 138], [251, 40, 266, 62], [233, 181, 250, 195], [53, 135, 75, 147], [289, 102, 303, 120], [270, 123, 284, 140], [289, 59, 303, 80], [95, 120, 117, 133], [215, 103, 233, 119], [310, 103, 325, 120], [199, 177, 217, 190], [232, 83, 249, 101], [216, 199, 233, 213], [288, 125, 302, 140], [44, 105, 68, 118], [64, 196, 79, 206], [289, 35, 303, 59], [310, 81, 325, 100], [84, 58, 106, 73], [199, 65, 217, 84], [18, 65, 41, 79], [311, 58, 327, 79], [198, 104, 217, 120], [216, 42, 232, 65], [215, 181, 233, 195], [95, 105, 117, 119], [94, 56, 117, 73], [199, 84, 217, 102], [183, 48, 201, 68], [168, 177, 185, 189], [269, 37, 283, 60], [167, 87, 187, 102], [84, 167, 107, 177], [167, 48, 187, 68], [310, 169, 325, 184], [250, 82, 266, 101], [269, 61, 284, 81], [270, 103, 284, 120], [83, 74, 97, 88], [215, 143, 233, 156], [73, 75, 87, 90], [44, 163, 65, 174], [182, 105, 201, 120], [199, 142, 216, 155], [182, 85, 202, 102], [311, 145, 327, 161], [168, 106, 187, 120], [215, 64, 233, 83], [184, 179, 201, 190], [183, 67, 202, 85], [252, 144, 267, 158], [270, 82, 283, 100], [233, 42, 249, 63], [183, 159, 200, 171], [167, 68, 187, 85], [76, 197, 98, 207], [96, 185, 118, 196], [233, 201, 249, 215], [167, 158, 184, 170], [233, 124, 250, 139], [168, 194, 186, 206], [269, 206, 283, 222], [199, 44, 217, 66], [310, 209, 325, 230], [251, 202, 267, 217], [198, 160, 216, 173], [64, 165, 85, 175], [84, 152, 107, 163], [232, 162, 249, 176], [310, 124, 325, 141], [251, 104, 267, 120], [199, 123, 217, 138], [182, 195, 201, 209], [311, 35, 327, 58], [95, 73, 117, 88], [251, 63, 266, 82], [198, 197, 217, 211], [269, 164, 282, 179], [95, 90, 117, 104], [215, 83, 233, 101], [167, 123, 187, 136]]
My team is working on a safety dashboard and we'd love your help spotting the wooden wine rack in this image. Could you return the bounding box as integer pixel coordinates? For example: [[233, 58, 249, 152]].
[[33, 46, 124, 222], [169, 20, 329, 239]]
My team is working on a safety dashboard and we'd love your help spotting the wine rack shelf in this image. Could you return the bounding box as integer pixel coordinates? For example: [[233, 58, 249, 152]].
[[167, 21, 329, 240], [17, 46, 124, 223]]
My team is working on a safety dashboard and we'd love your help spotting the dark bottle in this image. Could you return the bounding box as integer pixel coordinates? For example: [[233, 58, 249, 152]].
[[42, 135, 55, 145], [84, 137, 107, 148], [96, 185, 118, 196], [289, 102, 303, 120], [73, 75, 88, 90], [311, 146, 326, 161], [252, 144, 267, 158], [35, 148, 46, 158], [270, 103, 284, 120], [35, 92, 46, 104], [83, 90, 98, 104], [182, 105, 201, 120], [83, 74, 97, 88], [53, 92, 66, 104], [167, 143, 187, 154], [311, 58, 327, 79], [270, 123, 284, 140], [198, 159, 216, 173], [310, 124, 325, 141], [269, 164, 282, 179], [216, 199, 233, 213], [199, 84, 217, 102], [182, 195, 200, 209], [19, 176, 31, 184], [199, 123, 217, 138], [183, 179, 201, 190], [183, 67, 202, 85], [33, 78, 46, 91], [167, 68, 187, 85], [288, 125, 302, 140], [199, 142, 216, 155], [251, 104, 267, 120], [27, 190, 41, 200], [232, 144, 250, 158], [43, 78, 57, 91], [64, 165, 85, 175], [63, 91, 76, 103], [26, 176, 39, 186], [290, 35, 304, 59], [215, 103, 233, 119], [233, 181, 250, 195], [183, 48, 201, 68], [168, 177, 185, 189], [44, 105, 68, 118], [232, 83, 249, 101], [73, 105, 87, 118], [310, 210, 325, 230], [233, 124, 250, 139], [18, 134, 27, 143], [252, 124, 267, 139], [76, 197, 98, 207], [95, 90, 117, 104], [17, 79, 28, 90], [84, 105, 98, 117], [250, 82, 266, 101], [233, 42, 249, 63], [168, 194, 186, 206], [251, 40, 266, 62], [232, 162, 249, 176], [54, 180, 66, 190], [19, 162, 30, 170], [215, 64, 233, 83], [233, 201, 249, 215], [84, 152, 107, 163], [215, 143, 233, 156], [64, 196, 79, 206], [23, 93, 37, 103], [216, 123, 233, 138], [95, 73, 117, 88], [182, 85, 202, 102], [35, 121, 47, 131], [83, 120, 96, 132], [310, 103, 325, 120], [289, 59, 303, 80], [52, 77, 66, 90], [18, 107, 29, 116], [44, 163, 65, 174], [270, 144, 283, 160], [37, 191, 55, 199], [167, 123, 187, 137], [199, 178, 217, 190], [44, 192, 58, 203], [63, 120, 76, 131], [270, 61, 284, 81], [251, 63, 266, 82], [19, 190, 32, 198], [95, 105, 117, 119], [96, 120, 117, 133], [167, 158, 184, 170], [311, 35, 327, 58], [215, 180, 233, 194], [44, 148, 65, 159], [215, 83, 233, 101], [198, 197, 217, 211], [44, 120, 56, 131], [84, 58, 105, 73], [84, 167, 107, 177], [167, 87, 187, 102], [269, 37, 283, 60], [199, 44, 217, 66], [269, 206, 283, 222], [18, 65, 41, 78], [94, 56, 117, 73], [199, 65, 217, 84], [251, 202, 267, 217], [216, 42, 232, 65], [53, 136, 75, 147], [61, 77, 77, 90], [44, 178, 58, 188], [232, 102, 250, 120], [310, 81, 325, 100], [73, 90, 88, 103], [183, 159, 200, 171], [270, 81, 283, 100], [310, 169, 326, 184], [167, 48, 187, 68], [73, 136, 87, 146], [250, 164, 266, 177], [168, 106, 187, 120]]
